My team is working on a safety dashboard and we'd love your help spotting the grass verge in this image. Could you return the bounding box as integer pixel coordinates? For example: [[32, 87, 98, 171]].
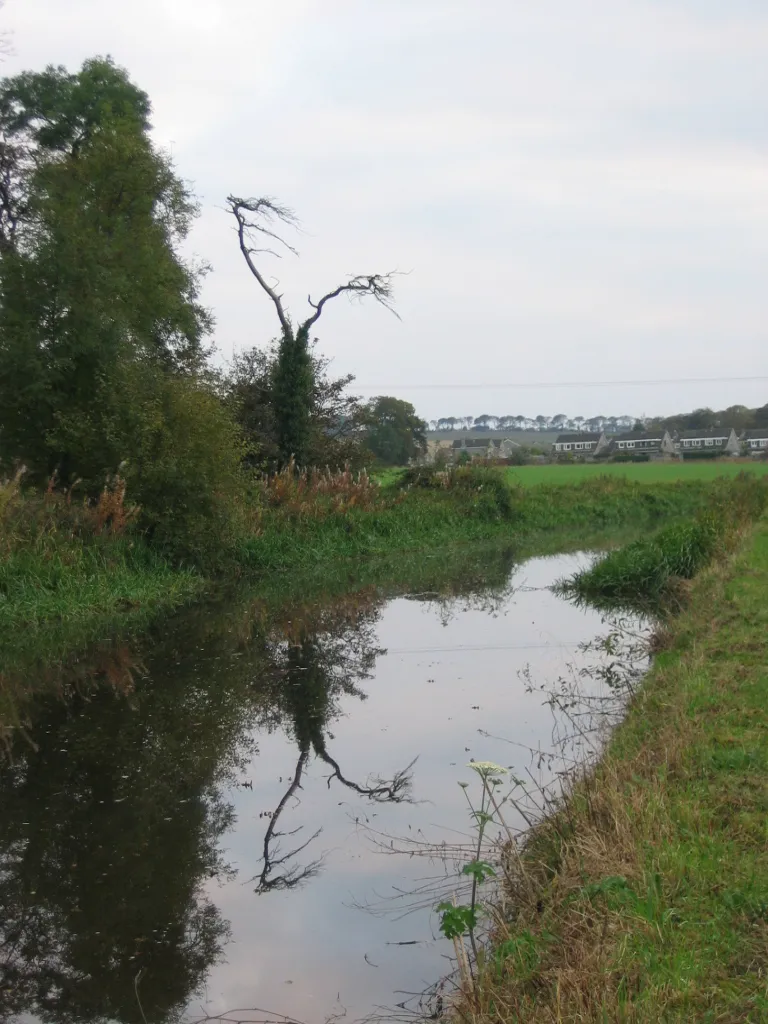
[[465, 518, 768, 1022]]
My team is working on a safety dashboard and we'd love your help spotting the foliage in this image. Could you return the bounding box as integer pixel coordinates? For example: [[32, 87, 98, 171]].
[[253, 459, 382, 519], [436, 761, 508, 983], [681, 448, 721, 460], [0, 473, 203, 636], [227, 338, 367, 472], [401, 464, 515, 521], [117, 369, 251, 563], [0, 58, 259, 561], [363, 395, 427, 466], [272, 323, 314, 468], [0, 57, 211, 488]]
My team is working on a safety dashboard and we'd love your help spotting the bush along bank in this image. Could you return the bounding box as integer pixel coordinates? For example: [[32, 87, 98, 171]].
[[448, 503, 768, 1021], [556, 472, 768, 609], [0, 473, 205, 642]]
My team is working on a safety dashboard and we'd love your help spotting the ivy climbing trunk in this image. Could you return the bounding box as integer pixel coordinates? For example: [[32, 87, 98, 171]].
[[273, 324, 314, 468]]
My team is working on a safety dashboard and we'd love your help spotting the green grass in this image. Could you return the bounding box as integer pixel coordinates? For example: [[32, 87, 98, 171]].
[[468, 519, 768, 1022], [237, 475, 715, 576], [505, 459, 768, 486], [557, 476, 768, 608]]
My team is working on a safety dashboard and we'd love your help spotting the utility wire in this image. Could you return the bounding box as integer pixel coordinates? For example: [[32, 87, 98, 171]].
[[386, 642, 581, 655], [354, 375, 768, 391]]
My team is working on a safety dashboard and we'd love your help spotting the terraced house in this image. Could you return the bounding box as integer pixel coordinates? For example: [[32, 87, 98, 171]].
[[674, 428, 741, 456], [552, 432, 608, 455], [606, 430, 676, 457], [743, 429, 768, 453], [450, 437, 521, 461]]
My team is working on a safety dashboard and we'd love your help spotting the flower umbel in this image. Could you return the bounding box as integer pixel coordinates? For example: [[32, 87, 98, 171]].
[[467, 761, 508, 778]]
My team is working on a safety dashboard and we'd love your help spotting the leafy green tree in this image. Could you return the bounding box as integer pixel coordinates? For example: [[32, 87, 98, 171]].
[[363, 395, 427, 465], [0, 58, 211, 482], [227, 340, 367, 471], [227, 196, 397, 468]]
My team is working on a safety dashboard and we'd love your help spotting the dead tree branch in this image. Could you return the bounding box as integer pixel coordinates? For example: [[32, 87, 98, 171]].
[[227, 193, 400, 336], [227, 195, 298, 335], [304, 273, 400, 330]]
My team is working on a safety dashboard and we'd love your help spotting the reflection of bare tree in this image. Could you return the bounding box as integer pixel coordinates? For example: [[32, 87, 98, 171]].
[[253, 609, 415, 894], [253, 750, 323, 893], [253, 743, 416, 894]]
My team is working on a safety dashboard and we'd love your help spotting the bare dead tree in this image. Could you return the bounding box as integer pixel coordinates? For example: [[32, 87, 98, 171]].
[[226, 195, 399, 467], [227, 196, 399, 333]]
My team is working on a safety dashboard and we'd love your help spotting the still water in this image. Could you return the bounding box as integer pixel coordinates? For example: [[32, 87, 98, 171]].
[[0, 546, 636, 1023]]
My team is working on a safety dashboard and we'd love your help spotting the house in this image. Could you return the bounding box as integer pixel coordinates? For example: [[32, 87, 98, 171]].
[[674, 428, 741, 456], [742, 429, 768, 454], [605, 430, 676, 457], [450, 437, 521, 462], [552, 432, 608, 456]]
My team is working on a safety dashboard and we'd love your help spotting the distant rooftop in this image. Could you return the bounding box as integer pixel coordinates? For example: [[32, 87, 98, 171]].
[[678, 428, 734, 439], [554, 433, 602, 443], [613, 431, 665, 441]]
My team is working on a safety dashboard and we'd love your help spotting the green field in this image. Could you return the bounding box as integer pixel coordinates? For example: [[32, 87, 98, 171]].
[[505, 459, 768, 486]]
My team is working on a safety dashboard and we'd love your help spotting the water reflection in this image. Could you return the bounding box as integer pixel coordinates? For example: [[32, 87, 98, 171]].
[[252, 613, 414, 894], [0, 544, 619, 1023]]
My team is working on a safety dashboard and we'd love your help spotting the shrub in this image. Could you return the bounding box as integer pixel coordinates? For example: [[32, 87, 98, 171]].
[[253, 460, 383, 519], [558, 473, 768, 606], [401, 464, 515, 521]]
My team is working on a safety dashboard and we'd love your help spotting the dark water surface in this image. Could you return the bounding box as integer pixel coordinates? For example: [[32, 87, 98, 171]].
[[0, 547, 635, 1023]]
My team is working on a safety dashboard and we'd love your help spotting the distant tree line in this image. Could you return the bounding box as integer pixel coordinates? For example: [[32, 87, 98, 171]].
[[644, 404, 768, 434], [427, 404, 768, 434], [427, 414, 636, 433]]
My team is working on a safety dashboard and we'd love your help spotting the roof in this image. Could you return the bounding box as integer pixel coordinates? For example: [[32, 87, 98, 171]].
[[614, 431, 665, 442], [678, 428, 734, 439], [451, 438, 492, 449], [451, 437, 521, 450], [554, 433, 602, 444], [743, 429, 768, 440]]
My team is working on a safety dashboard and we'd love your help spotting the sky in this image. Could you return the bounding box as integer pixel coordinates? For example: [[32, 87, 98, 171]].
[[3, 0, 767, 423]]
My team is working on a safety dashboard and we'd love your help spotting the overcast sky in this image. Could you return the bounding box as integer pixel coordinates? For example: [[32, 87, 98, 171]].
[[4, 0, 767, 421]]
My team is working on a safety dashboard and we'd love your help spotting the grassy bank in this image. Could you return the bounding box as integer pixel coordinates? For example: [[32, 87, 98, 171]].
[[0, 477, 205, 654], [238, 470, 717, 575], [466, 518, 768, 1022], [556, 474, 768, 608], [0, 467, 736, 661]]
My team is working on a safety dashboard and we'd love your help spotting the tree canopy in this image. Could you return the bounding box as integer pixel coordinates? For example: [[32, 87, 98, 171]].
[[0, 57, 212, 486], [363, 396, 427, 465]]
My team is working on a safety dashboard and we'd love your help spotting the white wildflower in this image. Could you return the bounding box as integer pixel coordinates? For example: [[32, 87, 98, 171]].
[[467, 761, 508, 777]]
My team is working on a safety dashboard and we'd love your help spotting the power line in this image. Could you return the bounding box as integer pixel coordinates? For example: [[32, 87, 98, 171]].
[[354, 375, 768, 391], [386, 642, 581, 655]]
